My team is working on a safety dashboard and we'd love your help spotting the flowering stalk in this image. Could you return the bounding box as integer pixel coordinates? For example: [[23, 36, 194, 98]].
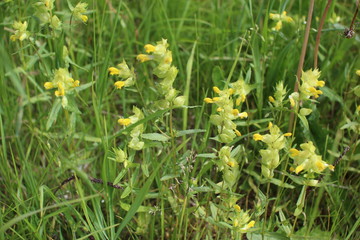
[[204, 79, 252, 143], [136, 39, 185, 109]]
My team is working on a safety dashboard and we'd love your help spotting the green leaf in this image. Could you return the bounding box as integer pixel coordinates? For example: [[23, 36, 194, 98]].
[[120, 186, 132, 199], [142, 133, 170, 142], [46, 99, 62, 130], [175, 129, 206, 137]]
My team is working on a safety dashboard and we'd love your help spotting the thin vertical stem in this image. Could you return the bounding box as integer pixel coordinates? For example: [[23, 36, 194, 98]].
[[288, 0, 315, 132], [314, 0, 333, 69]]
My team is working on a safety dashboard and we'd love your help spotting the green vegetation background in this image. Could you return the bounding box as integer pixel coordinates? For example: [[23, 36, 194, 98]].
[[0, 0, 359, 239]]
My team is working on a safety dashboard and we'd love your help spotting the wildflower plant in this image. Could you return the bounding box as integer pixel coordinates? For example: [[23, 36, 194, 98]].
[[118, 106, 145, 151], [253, 122, 292, 178], [137, 39, 185, 109], [10, 21, 30, 41], [71, 2, 88, 23], [289, 141, 334, 179], [269, 11, 294, 31], [44, 68, 80, 108], [108, 60, 136, 89], [204, 79, 251, 143]]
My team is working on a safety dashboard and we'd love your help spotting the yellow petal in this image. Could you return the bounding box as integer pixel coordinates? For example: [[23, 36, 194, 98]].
[[118, 118, 131, 126], [114, 81, 126, 89], [136, 54, 151, 63], [253, 133, 264, 141], [144, 44, 156, 53], [44, 82, 54, 89], [108, 67, 120, 75], [213, 86, 221, 94], [204, 97, 214, 103]]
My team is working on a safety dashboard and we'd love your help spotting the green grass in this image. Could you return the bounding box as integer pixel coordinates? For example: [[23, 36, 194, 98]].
[[1, 0, 360, 239]]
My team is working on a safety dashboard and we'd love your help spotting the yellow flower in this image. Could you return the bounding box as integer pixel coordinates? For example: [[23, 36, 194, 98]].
[[246, 220, 255, 229], [114, 81, 126, 89], [44, 82, 54, 89], [268, 96, 275, 103], [108, 67, 120, 75], [234, 129, 241, 136], [144, 44, 156, 53], [233, 204, 241, 212], [289, 148, 300, 157], [44, 68, 80, 97], [216, 107, 223, 112], [204, 97, 214, 103], [227, 161, 236, 167], [295, 164, 305, 174], [212, 97, 220, 102], [269, 11, 293, 31], [253, 133, 264, 141], [356, 70, 360, 76], [213, 86, 221, 94], [136, 54, 152, 62], [72, 2, 88, 23], [118, 118, 131, 126], [10, 21, 30, 41], [283, 132, 292, 137], [232, 109, 240, 116], [238, 112, 248, 119]]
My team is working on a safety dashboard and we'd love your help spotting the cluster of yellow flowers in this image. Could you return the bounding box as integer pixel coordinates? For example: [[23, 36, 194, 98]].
[[230, 204, 256, 233], [137, 39, 185, 109], [269, 11, 294, 31], [44, 68, 80, 97], [289, 69, 325, 108], [204, 79, 252, 143], [10, 21, 30, 42], [289, 141, 334, 177], [117, 106, 145, 151], [253, 122, 292, 178], [108, 60, 136, 89]]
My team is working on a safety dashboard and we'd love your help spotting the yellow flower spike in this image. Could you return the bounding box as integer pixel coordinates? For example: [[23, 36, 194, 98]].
[[144, 44, 156, 53], [136, 54, 152, 62], [317, 80, 325, 87], [356, 70, 360, 76], [238, 112, 248, 119], [329, 165, 335, 171], [213, 86, 221, 94], [216, 107, 223, 112], [44, 82, 54, 89], [232, 109, 240, 116], [114, 81, 126, 89], [289, 148, 299, 157], [233, 204, 241, 212], [212, 97, 220, 102], [234, 129, 241, 136], [227, 161, 236, 167], [268, 96, 275, 103], [118, 118, 131, 126], [108, 67, 120, 75], [295, 164, 304, 174], [204, 97, 214, 103], [253, 133, 264, 141], [283, 132, 292, 137]]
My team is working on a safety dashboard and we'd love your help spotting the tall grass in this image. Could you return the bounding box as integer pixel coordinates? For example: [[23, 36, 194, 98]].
[[1, 0, 359, 239]]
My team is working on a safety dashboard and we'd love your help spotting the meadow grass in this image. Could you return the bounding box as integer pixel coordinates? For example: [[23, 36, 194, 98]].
[[1, 0, 359, 239]]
